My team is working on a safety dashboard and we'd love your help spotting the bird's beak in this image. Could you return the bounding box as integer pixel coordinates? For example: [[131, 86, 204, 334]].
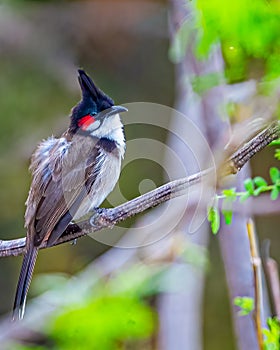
[[106, 105, 128, 117], [97, 105, 128, 120]]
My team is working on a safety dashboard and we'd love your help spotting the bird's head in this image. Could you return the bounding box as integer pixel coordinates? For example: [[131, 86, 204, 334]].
[[70, 69, 127, 138]]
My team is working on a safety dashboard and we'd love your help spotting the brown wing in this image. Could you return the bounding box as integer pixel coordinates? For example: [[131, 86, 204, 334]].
[[25, 135, 103, 247]]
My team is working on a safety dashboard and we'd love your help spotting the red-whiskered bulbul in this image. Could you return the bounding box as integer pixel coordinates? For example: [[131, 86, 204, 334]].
[[13, 69, 127, 320]]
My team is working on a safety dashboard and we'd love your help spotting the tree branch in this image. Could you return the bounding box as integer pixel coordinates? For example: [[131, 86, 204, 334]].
[[0, 121, 279, 258], [224, 120, 280, 175]]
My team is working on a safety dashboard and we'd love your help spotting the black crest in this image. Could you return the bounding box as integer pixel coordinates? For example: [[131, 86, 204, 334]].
[[78, 69, 114, 112], [70, 69, 114, 130]]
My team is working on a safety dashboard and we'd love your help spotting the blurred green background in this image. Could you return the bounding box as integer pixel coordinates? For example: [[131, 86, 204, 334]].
[[0, 1, 280, 350]]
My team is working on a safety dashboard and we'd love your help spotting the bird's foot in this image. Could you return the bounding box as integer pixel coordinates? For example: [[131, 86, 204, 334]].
[[90, 208, 114, 229]]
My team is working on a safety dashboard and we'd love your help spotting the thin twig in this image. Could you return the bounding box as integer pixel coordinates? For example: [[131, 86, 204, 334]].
[[265, 259, 280, 321], [247, 219, 264, 350], [262, 240, 280, 321], [0, 121, 279, 258]]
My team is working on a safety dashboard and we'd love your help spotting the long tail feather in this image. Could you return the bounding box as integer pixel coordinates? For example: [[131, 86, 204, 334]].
[[13, 247, 39, 320]]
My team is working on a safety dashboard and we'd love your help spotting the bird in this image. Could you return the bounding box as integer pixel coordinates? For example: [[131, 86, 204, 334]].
[[13, 69, 127, 320]]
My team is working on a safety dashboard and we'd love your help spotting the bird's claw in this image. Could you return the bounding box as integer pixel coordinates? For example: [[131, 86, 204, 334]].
[[89, 208, 113, 228], [71, 239, 77, 245]]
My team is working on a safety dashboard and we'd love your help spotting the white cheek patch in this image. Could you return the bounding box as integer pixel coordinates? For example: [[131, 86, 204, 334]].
[[89, 119, 100, 131]]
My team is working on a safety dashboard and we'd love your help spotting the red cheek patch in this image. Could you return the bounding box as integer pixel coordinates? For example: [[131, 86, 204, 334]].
[[78, 115, 96, 130]]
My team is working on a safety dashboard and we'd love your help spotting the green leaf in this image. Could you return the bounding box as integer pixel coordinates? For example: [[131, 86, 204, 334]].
[[253, 176, 268, 188], [222, 210, 233, 225], [221, 196, 234, 225], [263, 317, 280, 350], [239, 192, 251, 202], [270, 139, 280, 146], [222, 188, 237, 200], [275, 149, 280, 161], [270, 186, 279, 200], [253, 187, 266, 196], [234, 296, 254, 316], [244, 178, 254, 194], [270, 167, 280, 184], [207, 206, 220, 234]]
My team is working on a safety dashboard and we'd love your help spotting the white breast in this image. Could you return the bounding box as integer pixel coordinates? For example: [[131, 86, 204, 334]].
[[73, 148, 122, 220]]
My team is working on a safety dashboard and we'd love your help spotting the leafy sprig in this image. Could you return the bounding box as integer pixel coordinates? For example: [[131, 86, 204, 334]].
[[208, 167, 280, 234], [234, 297, 280, 349], [263, 317, 280, 350], [234, 296, 254, 316]]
